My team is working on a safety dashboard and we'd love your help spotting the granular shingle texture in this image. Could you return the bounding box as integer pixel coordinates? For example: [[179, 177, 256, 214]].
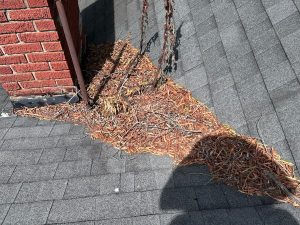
[[0, 0, 300, 224]]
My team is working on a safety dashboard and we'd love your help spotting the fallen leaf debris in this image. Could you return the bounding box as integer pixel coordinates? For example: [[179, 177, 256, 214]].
[[16, 40, 300, 206]]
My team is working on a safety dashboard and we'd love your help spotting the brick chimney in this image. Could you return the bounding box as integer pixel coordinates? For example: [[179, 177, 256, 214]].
[[0, 0, 82, 107]]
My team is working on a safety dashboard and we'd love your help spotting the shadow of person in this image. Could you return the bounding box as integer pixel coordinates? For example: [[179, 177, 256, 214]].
[[159, 134, 300, 225]]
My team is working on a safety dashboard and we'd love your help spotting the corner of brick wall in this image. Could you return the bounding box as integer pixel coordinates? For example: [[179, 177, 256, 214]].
[[0, 0, 81, 98]]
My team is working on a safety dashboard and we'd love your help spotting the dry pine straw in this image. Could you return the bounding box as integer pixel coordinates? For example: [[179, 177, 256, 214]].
[[16, 40, 300, 206]]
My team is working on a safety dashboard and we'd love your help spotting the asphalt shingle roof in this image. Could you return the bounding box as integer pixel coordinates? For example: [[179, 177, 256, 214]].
[[0, 0, 300, 224]]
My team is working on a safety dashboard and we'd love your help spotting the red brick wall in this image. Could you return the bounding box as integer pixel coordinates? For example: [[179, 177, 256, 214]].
[[0, 0, 81, 97]]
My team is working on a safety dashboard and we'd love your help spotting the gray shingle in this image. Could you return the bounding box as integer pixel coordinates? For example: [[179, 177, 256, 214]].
[[185, 65, 208, 91], [295, 0, 300, 10], [95, 218, 132, 225], [181, 47, 203, 72], [65, 145, 101, 161], [266, 0, 297, 24], [273, 140, 295, 164], [247, 17, 273, 40], [1, 136, 60, 151], [134, 170, 157, 191], [140, 191, 156, 215], [213, 3, 240, 30], [38, 148, 66, 164], [282, 29, 300, 64], [0, 117, 16, 129], [114, 4, 127, 28], [261, 60, 296, 91], [203, 42, 226, 66], [50, 124, 71, 136], [189, 211, 205, 225], [13, 117, 38, 127], [48, 197, 96, 224], [188, 0, 210, 8], [140, 191, 159, 215], [4, 126, 52, 139], [173, 0, 190, 20], [37, 120, 56, 126], [95, 192, 141, 220], [270, 79, 300, 110], [0, 128, 8, 140], [220, 21, 247, 50], [69, 125, 86, 135], [195, 185, 229, 209], [221, 185, 262, 208], [160, 213, 191, 225], [205, 57, 231, 82], [238, 80, 274, 120], [195, 16, 218, 38], [210, 73, 234, 94], [174, 76, 187, 88], [126, 0, 140, 25], [228, 41, 253, 64], [192, 84, 212, 106], [63, 222, 95, 225], [125, 154, 152, 172], [63, 176, 101, 199], [149, 154, 173, 170], [0, 183, 21, 204], [55, 160, 92, 179], [0, 165, 15, 183], [250, 29, 280, 54], [274, 12, 300, 38], [15, 180, 67, 203], [158, 187, 198, 213], [211, 0, 232, 12], [261, 0, 282, 9], [191, 4, 213, 26], [228, 207, 264, 225], [9, 163, 58, 183], [247, 112, 285, 145], [56, 134, 92, 147], [279, 111, 300, 140], [256, 44, 287, 71], [132, 215, 160, 225], [212, 86, 247, 128], [292, 61, 300, 79], [153, 169, 174, 189], [120, 172, 134, 193], [238, 0, 265, 20], [257, 204, 300, 225], [91, 158, 126, 175], [240, 11, 269, 31], [192, 209, 230, 225], [134, 169, 173, 191], [290, 137, 300, 165], [198, 28, 221, 52], [0, 149, 42, 166], [0, 204, 10, 224], [236, 124, 251, 135], [128, 22, 140, 40], [3, 201, 52, 225], [230, 52, 260, 83], [233, 0, 249, 8], [275, 100, 300, 141], [98, 174, 121, 195], [100, 144, 119, 159], [173, 165, 212, 187]]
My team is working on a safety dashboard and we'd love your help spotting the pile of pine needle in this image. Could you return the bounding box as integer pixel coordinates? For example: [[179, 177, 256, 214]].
[[16, 40, 300, 206]]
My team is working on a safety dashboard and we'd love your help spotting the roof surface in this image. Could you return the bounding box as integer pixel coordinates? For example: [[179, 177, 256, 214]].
[[0, 0, 300, 224]]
